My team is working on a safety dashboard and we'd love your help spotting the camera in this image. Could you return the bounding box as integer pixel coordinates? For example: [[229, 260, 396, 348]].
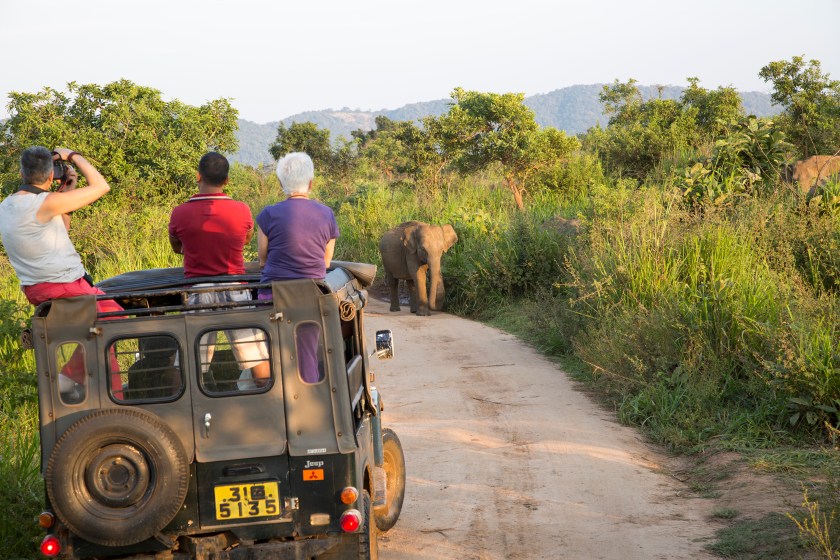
[[53, 160, 68, 182]]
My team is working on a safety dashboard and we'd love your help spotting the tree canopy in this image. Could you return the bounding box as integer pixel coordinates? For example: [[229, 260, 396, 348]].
[[440, 88, 579, 210], [583, 79, 745, 179], [0, 80, 238, 198], [269, 121, 333, 171], [759, 56, 840, 157]]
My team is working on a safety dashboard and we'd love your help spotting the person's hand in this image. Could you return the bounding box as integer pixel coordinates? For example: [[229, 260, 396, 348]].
[[57, 165, 78, 192], [52, 147, 73, 161]]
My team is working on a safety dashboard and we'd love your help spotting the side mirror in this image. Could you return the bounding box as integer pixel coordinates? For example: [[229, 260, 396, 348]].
[[374, 329, 395, 360]]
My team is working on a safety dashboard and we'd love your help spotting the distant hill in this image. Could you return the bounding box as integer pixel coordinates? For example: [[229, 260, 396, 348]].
[[230, 85, 779, 167]]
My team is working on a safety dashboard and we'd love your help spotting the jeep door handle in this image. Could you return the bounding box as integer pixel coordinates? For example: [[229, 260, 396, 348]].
[[204, 413, 212, 438]]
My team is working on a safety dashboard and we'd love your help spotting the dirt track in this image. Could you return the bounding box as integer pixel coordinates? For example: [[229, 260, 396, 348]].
[[364, 297, 719, 560]]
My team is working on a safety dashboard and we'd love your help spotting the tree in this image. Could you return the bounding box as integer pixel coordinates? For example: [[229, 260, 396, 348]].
[[397, 116, 452, 189], [441, 88, 579, 210], [680, 78, 743, 137], [0, 80, 238, 198], [353, 117, 404, 181], [355, 116, 451, 188], [585, 78, 744, 179], [586, 81, 696, 179], [269, 121, 333, 171], [759, 56, 840, 157], [600, 78, 644, 125]]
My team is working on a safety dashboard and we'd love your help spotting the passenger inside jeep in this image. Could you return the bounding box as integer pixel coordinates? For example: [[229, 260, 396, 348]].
[[113, 335, 182, 401], [199, 327, 273, 393]]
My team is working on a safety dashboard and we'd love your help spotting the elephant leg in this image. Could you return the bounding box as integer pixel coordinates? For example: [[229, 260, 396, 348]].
[[414, 265, 430, 316], [431, 280, 445, 311], [385, 272, 400, 312], [406, 279, 418, 314]]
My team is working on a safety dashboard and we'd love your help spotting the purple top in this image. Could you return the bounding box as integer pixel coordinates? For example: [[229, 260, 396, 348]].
[[256, 198, 339, 281]]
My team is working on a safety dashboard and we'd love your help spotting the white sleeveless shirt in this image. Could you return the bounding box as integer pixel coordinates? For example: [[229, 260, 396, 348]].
[[0, 192, 85, 285]]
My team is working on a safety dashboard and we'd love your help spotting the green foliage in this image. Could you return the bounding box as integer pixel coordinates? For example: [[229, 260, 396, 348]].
[[530, 152, 605, 200], [0, 80, 238, 198], [808, 177, 840, 219], [766, 315, 840, 430], [269, 121, 333, 170], [681, 77, 744, 137], [0, 373, 41, 560], [352, 116, 410, 182], [789, 485, 840, 559], [759, 56, 840, 158], [709, 512, 808, 559], [585, 78, 749, 180], [679, 116, 792, 206], [440, 88, 580, 209]]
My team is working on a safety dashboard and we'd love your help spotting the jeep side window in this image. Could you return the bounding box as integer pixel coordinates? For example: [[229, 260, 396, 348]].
[[107, 335, 183, 402], [295, 322, 325, 384], [198, 327, 271, 394], [56, 342, 86, 404]]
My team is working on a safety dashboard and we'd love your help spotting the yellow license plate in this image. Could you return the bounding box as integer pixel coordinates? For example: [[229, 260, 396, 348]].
[[214, 481, 280, 520]]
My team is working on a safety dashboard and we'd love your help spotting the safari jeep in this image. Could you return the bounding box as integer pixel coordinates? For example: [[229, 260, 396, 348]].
[[30, 261, 405, 559]]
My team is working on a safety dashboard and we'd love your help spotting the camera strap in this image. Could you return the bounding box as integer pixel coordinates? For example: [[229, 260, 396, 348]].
[[18, 184, 49, 194]]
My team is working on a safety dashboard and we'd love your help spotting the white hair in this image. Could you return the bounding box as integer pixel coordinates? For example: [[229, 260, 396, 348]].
[[276, 152, 315, 196]]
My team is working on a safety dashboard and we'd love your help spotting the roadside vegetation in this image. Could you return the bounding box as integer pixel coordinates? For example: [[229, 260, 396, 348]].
[[1, 55, 838, 559]]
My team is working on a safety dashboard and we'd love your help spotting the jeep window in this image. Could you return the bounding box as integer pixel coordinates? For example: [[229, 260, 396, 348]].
[[198, 327, 271, 394], [295, 321, 326, 384], [108, 335, 183, 402], [56, 342, 87, 404]]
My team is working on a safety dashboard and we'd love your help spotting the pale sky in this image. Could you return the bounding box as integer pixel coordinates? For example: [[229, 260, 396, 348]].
[[1, 0, 837, 124]]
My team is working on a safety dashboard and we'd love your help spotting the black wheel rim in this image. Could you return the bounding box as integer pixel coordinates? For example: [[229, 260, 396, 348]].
[[84, 443, 151, 508]]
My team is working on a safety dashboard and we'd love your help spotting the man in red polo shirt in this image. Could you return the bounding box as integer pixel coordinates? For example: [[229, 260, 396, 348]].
[[169, 152, 269, 387]]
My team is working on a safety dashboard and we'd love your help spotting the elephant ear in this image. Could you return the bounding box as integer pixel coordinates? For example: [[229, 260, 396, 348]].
[[403, 224, 419, 255], [442, 224, 458, 252]]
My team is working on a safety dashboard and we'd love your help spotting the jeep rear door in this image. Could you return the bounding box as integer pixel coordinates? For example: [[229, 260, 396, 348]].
[[185, 307, 288, 463]]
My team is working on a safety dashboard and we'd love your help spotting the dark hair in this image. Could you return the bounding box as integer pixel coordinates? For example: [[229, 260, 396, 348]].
[[20, 146, 54, 185], [198, 152, 229, 187]]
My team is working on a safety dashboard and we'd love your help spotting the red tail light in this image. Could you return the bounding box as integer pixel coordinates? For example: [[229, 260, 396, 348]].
[[40, 535, 61, 557], [339, 509, 362, 532]]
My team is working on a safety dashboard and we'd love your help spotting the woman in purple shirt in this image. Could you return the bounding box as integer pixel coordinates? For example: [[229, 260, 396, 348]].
[[257, 152, 339, 282], [256, 152, 339, 382]]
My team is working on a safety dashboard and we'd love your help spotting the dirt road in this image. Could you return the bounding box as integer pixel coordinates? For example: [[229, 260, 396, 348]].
[[364, 297, 719, 560]]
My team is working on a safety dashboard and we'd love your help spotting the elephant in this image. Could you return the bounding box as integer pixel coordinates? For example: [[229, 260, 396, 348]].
[[791, 155, 840, 195], [379, 221, 458, 316]]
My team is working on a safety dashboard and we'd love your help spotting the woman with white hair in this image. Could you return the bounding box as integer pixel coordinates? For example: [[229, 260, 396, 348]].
[[256, 152, 340, 383], [256, 152, 339, 283]]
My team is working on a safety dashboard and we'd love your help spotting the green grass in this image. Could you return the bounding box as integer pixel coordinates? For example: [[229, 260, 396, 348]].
[[708, 512, 809, 559], [712, 508, 740, 520], [0, 373, 41, 560]]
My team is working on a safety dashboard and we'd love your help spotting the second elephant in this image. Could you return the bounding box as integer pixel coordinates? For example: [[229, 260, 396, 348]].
[[379, 221, 458, 316]]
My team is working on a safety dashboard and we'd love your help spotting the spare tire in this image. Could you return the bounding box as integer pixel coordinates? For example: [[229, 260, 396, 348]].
[[45, 408, 189, 547]]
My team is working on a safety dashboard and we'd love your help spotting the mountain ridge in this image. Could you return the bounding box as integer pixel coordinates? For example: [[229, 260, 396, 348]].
[[232, 84, 778, 167]]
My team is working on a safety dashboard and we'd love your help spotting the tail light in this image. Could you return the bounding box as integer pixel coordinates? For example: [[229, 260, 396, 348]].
[[339, 509, 362, 532], [38, 511, 56, 529], [340, 486, 359, 505], [40, 535, 61, 557]]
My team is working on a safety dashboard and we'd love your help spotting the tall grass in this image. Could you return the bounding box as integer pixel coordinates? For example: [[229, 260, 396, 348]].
[[0, 372, 41, 559]]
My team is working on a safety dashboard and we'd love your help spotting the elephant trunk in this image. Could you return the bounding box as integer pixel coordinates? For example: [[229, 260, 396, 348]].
[[428, 257, 444, 310]]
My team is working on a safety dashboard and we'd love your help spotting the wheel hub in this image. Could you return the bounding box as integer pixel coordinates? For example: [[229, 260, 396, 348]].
[[85, 444, 150, 507]]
